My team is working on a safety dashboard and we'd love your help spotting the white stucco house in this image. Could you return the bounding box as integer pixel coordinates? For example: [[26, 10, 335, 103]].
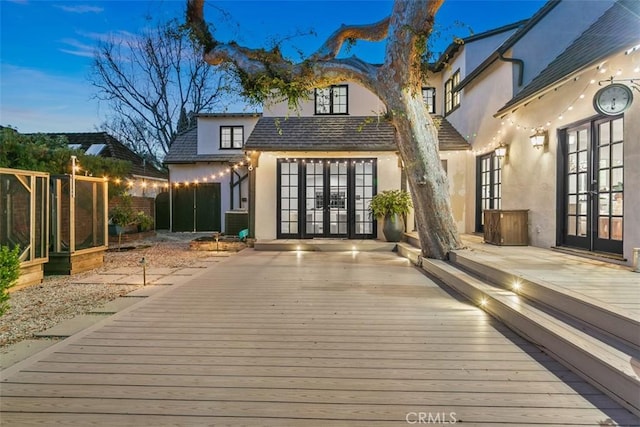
[[166, 0, 639, 265], [440, 0, 639, 264], [164, 113, 259, 232]]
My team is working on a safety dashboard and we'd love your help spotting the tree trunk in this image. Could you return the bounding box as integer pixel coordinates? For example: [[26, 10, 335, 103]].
[[387, 91, 463, 259], [376, 0, 462, 259], [185, 0, 462, 259]]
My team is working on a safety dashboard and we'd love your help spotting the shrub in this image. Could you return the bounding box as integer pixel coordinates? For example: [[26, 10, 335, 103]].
[[0, 245, 21, 316], [135, 211, 154, 232]]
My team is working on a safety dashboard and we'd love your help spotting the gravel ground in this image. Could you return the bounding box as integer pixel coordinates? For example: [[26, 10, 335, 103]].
[[0, 232, 220, 349]]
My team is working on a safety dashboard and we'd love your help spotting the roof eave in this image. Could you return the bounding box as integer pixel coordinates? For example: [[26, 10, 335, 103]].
[[457, 1, 561, 91]]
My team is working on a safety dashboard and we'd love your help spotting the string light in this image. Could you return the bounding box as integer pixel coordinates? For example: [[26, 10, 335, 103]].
[[471, 65, 605, 155]]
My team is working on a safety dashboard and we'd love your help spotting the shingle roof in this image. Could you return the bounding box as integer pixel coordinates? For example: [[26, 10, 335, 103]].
[[164, 127, 245, 164], [497, 0, 640, 115], [49, 132, 167, 179], [431, 116, 473, 151], [244, 116, 469, 152]]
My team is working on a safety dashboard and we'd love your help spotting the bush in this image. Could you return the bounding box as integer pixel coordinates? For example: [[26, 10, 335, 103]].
[[0, 245, 21, 316], [135, 211, 154, 232]]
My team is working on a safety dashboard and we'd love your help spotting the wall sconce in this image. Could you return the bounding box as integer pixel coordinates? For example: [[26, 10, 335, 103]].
[[530, 128, 547, 150], [494, 144, 508, 158]]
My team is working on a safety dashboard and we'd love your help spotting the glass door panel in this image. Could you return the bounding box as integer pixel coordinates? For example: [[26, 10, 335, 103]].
[[594, 117, 623, 253], [561, 117, 623, 254], [328, 162, 348, 236], [278, 158, 376, 239], [305, 162, 324, 235], [564, 126, 590, 246]]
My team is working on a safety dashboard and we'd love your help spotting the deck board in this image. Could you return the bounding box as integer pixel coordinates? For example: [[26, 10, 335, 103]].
[[1, 250, 637, 425]]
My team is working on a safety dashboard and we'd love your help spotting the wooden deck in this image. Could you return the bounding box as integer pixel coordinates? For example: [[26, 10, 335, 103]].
[[2, 250, 638, 426], [457, 234, 640, 315]]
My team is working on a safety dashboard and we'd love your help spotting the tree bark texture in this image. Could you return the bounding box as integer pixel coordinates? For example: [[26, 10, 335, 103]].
[[186, 0, 462, 259]]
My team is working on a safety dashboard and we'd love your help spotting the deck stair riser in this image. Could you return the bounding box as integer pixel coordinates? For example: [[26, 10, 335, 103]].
[[420, 258, 640, 417], [449, 252, 640, 350]]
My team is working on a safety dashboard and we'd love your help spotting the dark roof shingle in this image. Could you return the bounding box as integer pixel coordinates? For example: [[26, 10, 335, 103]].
[[164, 127, 245, 164], [245, 116, 469, 152], [497, 0, 640, 115]]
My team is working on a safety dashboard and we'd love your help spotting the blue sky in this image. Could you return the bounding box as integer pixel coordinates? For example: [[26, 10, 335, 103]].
[[0, 0, 545, 133]]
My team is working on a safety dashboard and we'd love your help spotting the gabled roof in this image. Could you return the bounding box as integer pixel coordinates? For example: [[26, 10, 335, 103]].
[[48, 132, 167, 179], [431, 19, 528, 72], [244, 116, 469, 152], [457, 0, 560, 90], [164, 127, 245, 164], [496, 0, 640, 115]]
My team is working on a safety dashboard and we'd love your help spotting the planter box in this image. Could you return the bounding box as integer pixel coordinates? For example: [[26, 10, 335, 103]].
[[15, 262, 45, 289], [45, 247, 107, 275]]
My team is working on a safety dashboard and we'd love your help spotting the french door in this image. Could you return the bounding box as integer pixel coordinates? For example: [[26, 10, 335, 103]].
[[277, 158, 376, 239], [559, 116, 624, 254]]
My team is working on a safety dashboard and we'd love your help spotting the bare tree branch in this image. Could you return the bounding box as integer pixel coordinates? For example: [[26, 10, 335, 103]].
[[310, 17, 391, 61], [91, 18, 232, 162]]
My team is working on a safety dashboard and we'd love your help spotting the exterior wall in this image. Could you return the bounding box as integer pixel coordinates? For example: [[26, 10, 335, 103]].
[[253, 151, 401, 240], [264, 82, 387, 117], [480, 50, 639, 264], [448, 60, 513, 151], [168, 163, 249, 232], [440, 151, 469, 233], [197, 115, 260, 154], [464, 29, 518, 73], [510, 0, 614, 89]]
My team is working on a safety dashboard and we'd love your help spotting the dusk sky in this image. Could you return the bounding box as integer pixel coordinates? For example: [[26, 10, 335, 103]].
[[0, 0, 546, 133]]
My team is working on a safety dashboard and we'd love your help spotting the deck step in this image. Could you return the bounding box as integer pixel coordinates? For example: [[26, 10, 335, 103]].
[[450, 251, 640, 350], [254, 240, 396, 252], [414, 254, 640, 416]]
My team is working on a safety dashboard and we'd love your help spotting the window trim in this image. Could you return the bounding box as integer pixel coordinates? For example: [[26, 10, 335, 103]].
[[314, 85, 349, 115], [422, 87, 436, 114], [219, 125, 244, 150]]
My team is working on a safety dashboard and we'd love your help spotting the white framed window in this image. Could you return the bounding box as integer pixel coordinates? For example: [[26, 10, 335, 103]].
[[220, 126, 243, 149]]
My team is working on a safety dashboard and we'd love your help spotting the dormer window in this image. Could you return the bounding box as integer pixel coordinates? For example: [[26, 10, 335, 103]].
[[444, 70, 460, 115], [220, 126, 243, 149], [315, 85, 348, 115], [422, 87, 436, 114]]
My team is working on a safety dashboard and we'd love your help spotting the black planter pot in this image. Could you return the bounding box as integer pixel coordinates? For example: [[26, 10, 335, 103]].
[[382, 214, 404, 242]]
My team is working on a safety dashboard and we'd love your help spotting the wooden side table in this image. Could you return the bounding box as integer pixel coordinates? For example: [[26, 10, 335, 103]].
[[483, 209, 529, 246]]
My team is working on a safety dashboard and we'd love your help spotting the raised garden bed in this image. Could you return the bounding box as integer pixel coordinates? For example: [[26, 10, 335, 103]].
[[189, 235, 249, 252]]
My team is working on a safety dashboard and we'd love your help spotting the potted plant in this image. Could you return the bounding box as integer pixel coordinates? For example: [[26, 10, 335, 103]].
[[109, 205, 135, 233], [135, 211, 154, 232], [369, 189, 412, 242]]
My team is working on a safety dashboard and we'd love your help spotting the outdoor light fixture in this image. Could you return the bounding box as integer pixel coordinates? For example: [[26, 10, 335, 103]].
[[494, 144, 507, 158], [530, 128, 548, 150]]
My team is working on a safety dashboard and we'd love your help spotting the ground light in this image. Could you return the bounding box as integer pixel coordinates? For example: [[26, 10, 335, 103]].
[[512, 279, 522, 292]]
